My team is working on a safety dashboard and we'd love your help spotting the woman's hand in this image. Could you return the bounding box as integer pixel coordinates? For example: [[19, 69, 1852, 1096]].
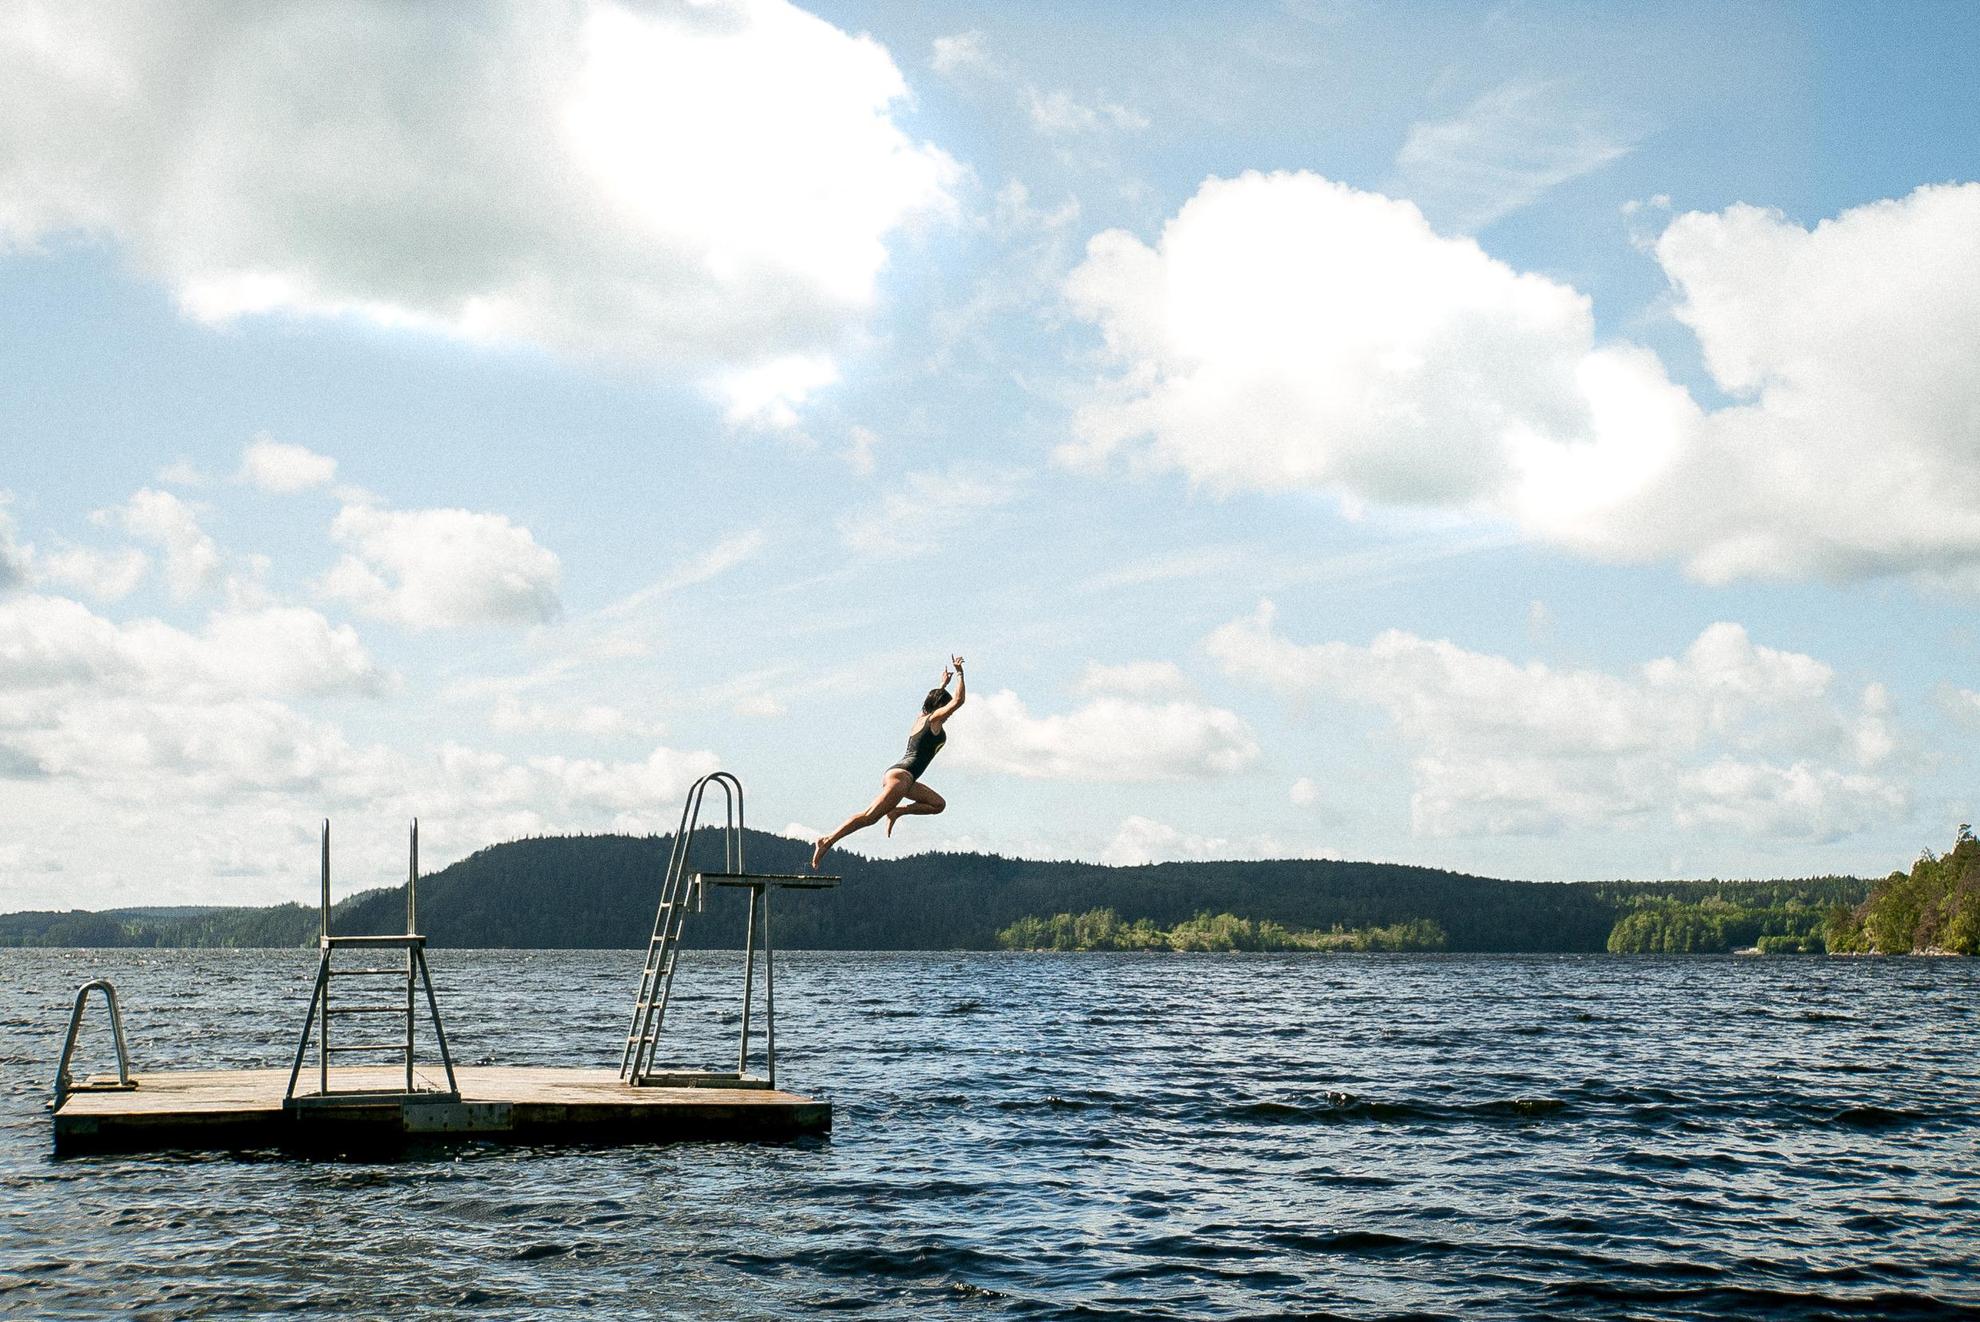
[[951, 654, 965, 671]]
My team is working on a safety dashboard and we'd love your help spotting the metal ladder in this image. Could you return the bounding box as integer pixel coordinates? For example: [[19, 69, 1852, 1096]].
[[621, 772, 837, 1088], [284, 819, 459, 1105], [50, 979, 137, 1110]]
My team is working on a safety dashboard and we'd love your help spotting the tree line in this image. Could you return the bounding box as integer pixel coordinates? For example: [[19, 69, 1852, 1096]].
[[0, 828, 1885, 953]]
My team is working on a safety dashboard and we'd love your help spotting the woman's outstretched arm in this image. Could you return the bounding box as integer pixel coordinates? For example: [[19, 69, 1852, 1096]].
[[930, 654, 967, 725]]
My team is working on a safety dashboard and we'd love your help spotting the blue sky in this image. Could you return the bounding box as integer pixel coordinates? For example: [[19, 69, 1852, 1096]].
[[2, 0, 1978, 909]]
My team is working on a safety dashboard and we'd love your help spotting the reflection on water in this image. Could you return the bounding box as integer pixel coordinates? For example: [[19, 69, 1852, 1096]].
[[2, 948, 1976, 1319]]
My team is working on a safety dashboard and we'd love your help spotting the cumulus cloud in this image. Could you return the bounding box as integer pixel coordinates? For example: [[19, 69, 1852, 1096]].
[[0, 584, 718, 905], [838, 467, 1023, 556], [1065, 172, 1980, 586], [94, 488, 222, 599], [1391, 81, 1637, 232], [237, 436, 337, 493], [322, 501, 562, 629], [1075, 660, 1189, 698], [35, 543, 150, 602], [953, 688, 1257, 781], [490, 695, 657, 741], [0, 0, 957, 422], [0, 593, 385, 702], [1101, 814, 1231, 866], [1566, 184, 1980, 583], [1208, 601, 1905, 840], [1063, 170, 1629, 506]]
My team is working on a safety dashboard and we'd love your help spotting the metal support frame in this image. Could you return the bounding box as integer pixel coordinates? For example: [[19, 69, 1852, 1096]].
[[284, 818, 459, 1106], [622, 772, 836, 1090], [51, 979, 137, 1110]]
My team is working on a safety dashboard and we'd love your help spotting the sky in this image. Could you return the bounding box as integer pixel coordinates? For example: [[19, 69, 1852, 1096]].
[[3, 0, 1979, 910]]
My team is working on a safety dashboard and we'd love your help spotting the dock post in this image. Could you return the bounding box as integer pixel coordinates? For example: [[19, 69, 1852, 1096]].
[[406, 819, 418, 1094], [319, 819, 330, 1098]]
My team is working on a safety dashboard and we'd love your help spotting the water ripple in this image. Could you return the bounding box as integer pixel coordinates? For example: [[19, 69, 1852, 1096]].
[[3, 948, 1978, 1319]]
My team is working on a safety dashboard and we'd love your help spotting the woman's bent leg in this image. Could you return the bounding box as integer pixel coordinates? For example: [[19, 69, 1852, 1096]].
[[884, 781, 946, 836], [814, 772, 914, 868]]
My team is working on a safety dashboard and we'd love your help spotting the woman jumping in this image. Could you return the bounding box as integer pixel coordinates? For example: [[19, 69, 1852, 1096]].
[[812, 655, 966, 869]]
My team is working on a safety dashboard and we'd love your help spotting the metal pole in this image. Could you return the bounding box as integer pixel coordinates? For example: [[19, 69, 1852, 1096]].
[[407, 818, 418, 935], [285, 958, 328, 1101], [320, 819, 332, 1094], [406, 819, 418, 1092], [763, 887, 777, 1091], [320, 819, 330, 940], [737, 884, 758, 1076], [415, 948, 458, 1094]]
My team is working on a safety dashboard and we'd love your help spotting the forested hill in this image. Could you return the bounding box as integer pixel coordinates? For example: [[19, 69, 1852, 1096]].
[[0, 829, 1869, 952]]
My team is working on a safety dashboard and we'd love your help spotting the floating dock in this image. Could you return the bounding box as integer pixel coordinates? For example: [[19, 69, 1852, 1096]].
[[50, 773, 839, 1157], [53, 1066, 828, 1154]]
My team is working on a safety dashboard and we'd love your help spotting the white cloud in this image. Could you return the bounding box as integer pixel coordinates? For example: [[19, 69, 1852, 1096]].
[[598, 530, 765, 621], [1066, 172, 1980, 586], [0, 593, 385, 702], [1391, 80, 1637, 232], [1559, 184, 1980, 583], [1289, 777, 1319, 807], [1063, 170, 1628, 507], [1024, 88, 1148, 137], [94, 488, 221, 599], [155, 459, 209, 488], [322, 501, 562, 629], [1101, 814, 1230, 866], [0, 0, 957, 422], [1939, 687, 1980, 727], [237, 436, 336, 493], [0, 583, 720, 905], [838, 467, 1023, 556], [931, 30, 993, 76], [1208, 601, 1906, 840], [716, 354, 840, 432], [490, 695, 656, 741], [1075, 660, 1189, 699], [952, 688, 1258, 781], [33, 542, 149, 602]]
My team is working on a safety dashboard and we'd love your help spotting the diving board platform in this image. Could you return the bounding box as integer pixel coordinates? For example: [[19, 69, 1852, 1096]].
[[47, 772, 840, 1159], [52, 1066, 828, 1154]]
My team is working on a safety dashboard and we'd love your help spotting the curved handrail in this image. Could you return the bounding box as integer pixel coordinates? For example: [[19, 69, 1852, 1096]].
[[51, 979, 134, 1111], [621, 771, 748, 1078]]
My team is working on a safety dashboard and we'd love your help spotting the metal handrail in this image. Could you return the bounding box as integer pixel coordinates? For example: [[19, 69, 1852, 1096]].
[[621, 771, 746, 1080], [51, 979, 134, 1110]]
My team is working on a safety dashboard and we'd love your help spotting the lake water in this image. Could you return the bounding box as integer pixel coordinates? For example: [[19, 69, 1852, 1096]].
[[1, 948, 1977, 1319]]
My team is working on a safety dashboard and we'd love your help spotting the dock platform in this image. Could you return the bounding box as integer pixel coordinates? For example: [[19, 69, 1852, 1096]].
[[52, 1066, 830, 1154]]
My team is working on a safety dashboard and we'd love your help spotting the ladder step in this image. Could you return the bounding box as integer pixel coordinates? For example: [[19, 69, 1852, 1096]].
[[328, 1005, 411, 1015], [326, 1042, 413, 1053], [329, 968, 409, 977]]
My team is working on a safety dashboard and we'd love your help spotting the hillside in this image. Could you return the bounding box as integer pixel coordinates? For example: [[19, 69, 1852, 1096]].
[[0, 829, 1870, 952]]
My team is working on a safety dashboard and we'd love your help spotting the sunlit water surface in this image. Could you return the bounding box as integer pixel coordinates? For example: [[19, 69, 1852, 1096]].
[[2, 949, 1976, 1319]]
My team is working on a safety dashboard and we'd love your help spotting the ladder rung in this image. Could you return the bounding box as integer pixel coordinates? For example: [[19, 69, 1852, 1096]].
[[330, 968, 408, 977], [328, 1005, 410, 1015], [326, 1042, 413, 1053]]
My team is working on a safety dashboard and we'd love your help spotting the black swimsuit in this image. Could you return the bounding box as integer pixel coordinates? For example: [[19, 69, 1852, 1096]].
[[889, 721, 946, 780]]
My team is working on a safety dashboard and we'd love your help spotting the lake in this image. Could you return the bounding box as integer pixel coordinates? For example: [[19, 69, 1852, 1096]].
[[2, 948, 1976, 1319]]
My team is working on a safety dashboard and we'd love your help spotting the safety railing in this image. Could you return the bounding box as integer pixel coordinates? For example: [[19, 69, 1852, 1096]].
[[51, 979, 137, 1111]]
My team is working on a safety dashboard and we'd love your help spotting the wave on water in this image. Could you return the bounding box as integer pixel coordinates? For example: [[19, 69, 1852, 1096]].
[[2, 947, 1978, 1321]]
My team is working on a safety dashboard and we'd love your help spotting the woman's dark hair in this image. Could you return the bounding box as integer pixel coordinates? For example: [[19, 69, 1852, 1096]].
[[922, 688, 951, 714]]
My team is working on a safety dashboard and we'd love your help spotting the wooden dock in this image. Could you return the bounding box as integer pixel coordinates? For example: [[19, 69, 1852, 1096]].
[[51, 1066, 830, 1154]]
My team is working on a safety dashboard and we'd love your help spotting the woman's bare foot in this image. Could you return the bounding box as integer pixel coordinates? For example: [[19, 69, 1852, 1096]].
[[884, 809, 901, 837], [811, 837, 829, 870]]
